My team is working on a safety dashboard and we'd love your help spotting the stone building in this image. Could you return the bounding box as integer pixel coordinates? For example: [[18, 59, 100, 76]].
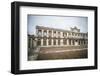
[[28, 26, 88, 48]]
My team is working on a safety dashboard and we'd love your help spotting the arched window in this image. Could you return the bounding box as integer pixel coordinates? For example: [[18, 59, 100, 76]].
[[63, 39, 67, 45], [43, 30, 47, 37], [43, 39, 46, 46], [49, 31, 52, 37], [69, 39, 71, 45], [48, 39, 51, 45], [78, 40, 80, 45], [58, 32, 60, 38], [53, 31, 56, 37], [72, 40, 75, 45], [37, 39, 41, 46], [58, 39, 60, 45], [53, 39, 56, 45], [84, 40, 85, 44], [38, 30, 42, 37]]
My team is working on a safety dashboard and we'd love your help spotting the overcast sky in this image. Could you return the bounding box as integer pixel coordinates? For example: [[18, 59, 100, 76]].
[[28, 15, 88, 35]]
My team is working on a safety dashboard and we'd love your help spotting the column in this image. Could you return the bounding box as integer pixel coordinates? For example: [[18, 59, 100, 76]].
[[51, 30, 54, 46], [41, 39, 43, 46], [60, 32, 63, 38], [71, 39, 73, 45], [60, 39, 63, 46], [56, 39, 58, 46], [67, 39, 69, 45], [51, 39, 53, 46], [46, 39, 48, 46], [68, 32, 69, 37], [70, 32, 72, 37]]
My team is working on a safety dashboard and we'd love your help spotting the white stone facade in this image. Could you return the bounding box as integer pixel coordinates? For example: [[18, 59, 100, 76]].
[[28, 26, 88, 48]]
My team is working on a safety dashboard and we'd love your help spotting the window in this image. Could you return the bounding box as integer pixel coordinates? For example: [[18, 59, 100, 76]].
[[58, 39, 60, 45], [53, 31, 56, 37], [43, 31, 47, 37], [73, 40, 75, 45], [58, 32, 60, 38], [63, 39, 67, 45], [49, 31, 52, 37], [54, 39, 56, 45], [78, 40, 80, 45], [72, 32, 74, 36], [48, 39, 51, 45], [67, 32, 69, 37], [43, 39, 46, 46], [78, 34, 79, 36], [37, 39, 41, 46], [69, 39, 71, 45], [38, 30, 42, 36], [84, 40, 85, 44]]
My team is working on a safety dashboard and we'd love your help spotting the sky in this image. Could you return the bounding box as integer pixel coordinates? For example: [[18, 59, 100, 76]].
[[27, 15, 88, 35]]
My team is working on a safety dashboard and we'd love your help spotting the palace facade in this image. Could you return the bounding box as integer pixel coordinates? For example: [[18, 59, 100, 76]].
[[28, 26, 88, 48]]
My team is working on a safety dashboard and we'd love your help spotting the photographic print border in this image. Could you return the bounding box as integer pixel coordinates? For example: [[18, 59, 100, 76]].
[[11, 1, 98, 74]]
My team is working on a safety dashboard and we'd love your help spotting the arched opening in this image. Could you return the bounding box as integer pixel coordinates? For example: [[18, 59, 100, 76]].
[[48, 39, 51, 45], [58, 39, 60, 45], [69, 39, 71, 45], [63, 39, 67, 45], [43, 39, 46, 46], [37, 39, 41, 46], [53, 39, 56, 45]]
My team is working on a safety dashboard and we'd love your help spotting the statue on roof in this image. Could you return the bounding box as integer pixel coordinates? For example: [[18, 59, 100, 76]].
[[70, 26, 80, 32]]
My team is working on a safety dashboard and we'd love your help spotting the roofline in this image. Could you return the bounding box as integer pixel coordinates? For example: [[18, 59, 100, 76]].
[[36, 26, 87, 34]]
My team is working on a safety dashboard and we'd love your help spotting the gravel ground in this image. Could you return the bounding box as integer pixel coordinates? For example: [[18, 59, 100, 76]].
[[37, 49, 88, 60]]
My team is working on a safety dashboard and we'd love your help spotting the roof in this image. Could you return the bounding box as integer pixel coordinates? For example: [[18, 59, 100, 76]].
[[36, 26, 87, 34]]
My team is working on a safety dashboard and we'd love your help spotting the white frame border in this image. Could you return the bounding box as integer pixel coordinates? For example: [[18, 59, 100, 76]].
[[20, 6, 95, 70]]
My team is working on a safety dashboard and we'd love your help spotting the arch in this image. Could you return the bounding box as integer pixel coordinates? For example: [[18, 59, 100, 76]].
[[43, 39, 46, 46], [37, 39, 41, 46], [53, 39, 56, 45], [48, 39, 51, 45]]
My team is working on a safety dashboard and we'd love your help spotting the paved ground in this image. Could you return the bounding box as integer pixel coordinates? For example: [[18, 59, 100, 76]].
[[28, 46, 88, 60], [37, 46, 88, 60]]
